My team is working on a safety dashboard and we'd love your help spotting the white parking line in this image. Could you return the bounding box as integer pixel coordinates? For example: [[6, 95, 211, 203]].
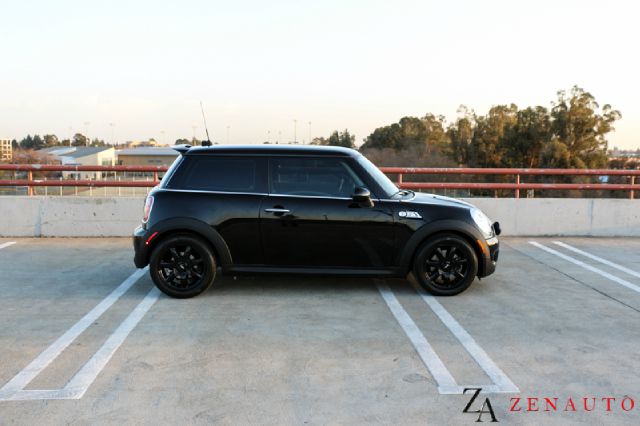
[[0, 267, 149, 401], [377, 280, 518, 394], [0, 241, 16, 250], [411, 281, 519, 393], [4, 286, 160, 401], [529, 241, 640, 294], [65, 287, 160, 398], [377, 281, 460, 394], [553, 241, 640, 280]]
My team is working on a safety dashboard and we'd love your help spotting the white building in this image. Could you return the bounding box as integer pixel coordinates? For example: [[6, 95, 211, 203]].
[[116, 147, 179, 167], [39, 146, 115, 179], [0, 138, 12, 162]]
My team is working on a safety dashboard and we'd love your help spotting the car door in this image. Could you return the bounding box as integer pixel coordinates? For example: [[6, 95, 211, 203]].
[[260, 156, 395, 269]]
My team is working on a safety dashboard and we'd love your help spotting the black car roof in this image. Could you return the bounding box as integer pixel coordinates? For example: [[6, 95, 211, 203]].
[[173, 144, 360, 157]]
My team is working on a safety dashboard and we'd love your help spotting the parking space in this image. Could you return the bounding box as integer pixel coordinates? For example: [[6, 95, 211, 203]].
[[0, 238, 639, 424]]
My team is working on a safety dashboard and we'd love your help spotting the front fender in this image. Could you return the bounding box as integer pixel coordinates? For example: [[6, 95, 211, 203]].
[[397, 219, 489, 275]]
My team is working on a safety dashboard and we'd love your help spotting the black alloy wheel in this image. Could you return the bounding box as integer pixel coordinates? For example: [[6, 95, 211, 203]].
[[413, 234, 478, 296], [149, 234, 216, 298]]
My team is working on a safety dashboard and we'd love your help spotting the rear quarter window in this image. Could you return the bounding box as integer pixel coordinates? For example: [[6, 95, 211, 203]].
[[168, 156, 266, 193]]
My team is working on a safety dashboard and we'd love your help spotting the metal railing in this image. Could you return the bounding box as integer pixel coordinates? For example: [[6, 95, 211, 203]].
[[0, 164, 163, 196], [383, 167, 640, 199], [0, 164, 639, 198]]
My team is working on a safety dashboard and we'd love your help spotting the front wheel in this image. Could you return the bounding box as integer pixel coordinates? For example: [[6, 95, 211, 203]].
[[413, 234, 478, 296], [149, 234, 216, 298]]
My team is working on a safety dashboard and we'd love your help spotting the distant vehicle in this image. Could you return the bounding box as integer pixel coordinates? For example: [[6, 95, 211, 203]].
[[133, 145, 501, 298]]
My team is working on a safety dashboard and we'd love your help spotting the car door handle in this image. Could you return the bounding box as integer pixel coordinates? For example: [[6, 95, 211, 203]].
[[264, 208, 291, 214]]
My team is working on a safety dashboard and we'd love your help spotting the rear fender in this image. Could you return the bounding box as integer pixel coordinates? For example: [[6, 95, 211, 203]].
[[145, 217, 232, 267]]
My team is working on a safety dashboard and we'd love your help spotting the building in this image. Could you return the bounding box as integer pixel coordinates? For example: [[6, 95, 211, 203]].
[[39, 146, 115, 179], [0, 138, 12, 162], [116, 147, 179, 167]]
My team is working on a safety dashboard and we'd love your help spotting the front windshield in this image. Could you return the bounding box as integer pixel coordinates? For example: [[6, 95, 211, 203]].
[[356, 155, 399, 198]]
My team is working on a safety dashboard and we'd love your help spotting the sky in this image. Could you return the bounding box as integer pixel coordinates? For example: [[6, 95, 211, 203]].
[[1, 0, 639, 149]]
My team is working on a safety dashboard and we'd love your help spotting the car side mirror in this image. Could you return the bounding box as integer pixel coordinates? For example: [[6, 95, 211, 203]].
[[352, 187, 373, 207]]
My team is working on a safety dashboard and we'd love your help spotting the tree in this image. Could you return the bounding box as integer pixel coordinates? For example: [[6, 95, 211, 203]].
[[502, 106, 551, 168], [608, 158, 626, 169], [19, 135, 33, 149], [72, 133, 88, 146], [310, 137, 328, 145], [327, 129, 356, 148], [550, 86, 621, 169], [395, 117, 426, 151], [311, 130, 356, 148], [467, 104, 518, 168], [361, 122, 403, 150], [362, 86, 620, 170], [447, 106, 476, 165], [33, 135, 44, 149], [19, 134, 45, 150], [539, 139, 571, 168], [10, 149, 57, 165], [362, 115, 449, 155], [43, 134, 59, 147], [175, 138, 191, 145], [626, 160, 639, 170], [421, 114, 450, 155]]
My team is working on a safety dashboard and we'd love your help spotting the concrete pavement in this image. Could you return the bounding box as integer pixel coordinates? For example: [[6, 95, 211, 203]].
[[0, 237, 639, 424]]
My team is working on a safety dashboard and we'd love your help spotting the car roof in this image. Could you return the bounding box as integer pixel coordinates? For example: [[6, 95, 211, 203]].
[[176, 144, 360, 157]]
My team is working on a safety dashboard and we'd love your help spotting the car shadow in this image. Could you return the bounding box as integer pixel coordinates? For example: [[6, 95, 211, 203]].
[[198, 274, 411, 298]]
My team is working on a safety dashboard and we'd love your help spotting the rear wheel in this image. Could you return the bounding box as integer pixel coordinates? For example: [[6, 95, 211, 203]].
[[413, 234, 478, 296], [149, 234, 216, 298]]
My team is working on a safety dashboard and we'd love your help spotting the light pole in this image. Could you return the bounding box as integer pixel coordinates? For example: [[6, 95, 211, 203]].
[[192, 125, 197, 141], [267, 130, 271, 144], [109, 123, 115, 146], [293, 119, 297, 144]]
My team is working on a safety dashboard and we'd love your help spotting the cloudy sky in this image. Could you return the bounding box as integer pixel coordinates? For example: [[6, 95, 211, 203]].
[[1, 0, 638, 148]]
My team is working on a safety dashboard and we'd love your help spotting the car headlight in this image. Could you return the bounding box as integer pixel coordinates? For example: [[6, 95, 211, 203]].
[[470, 208, 494, 239]]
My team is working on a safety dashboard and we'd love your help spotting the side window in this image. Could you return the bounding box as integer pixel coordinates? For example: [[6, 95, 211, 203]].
[[170, 156, 264, 193], [270, 157, 364, 198]]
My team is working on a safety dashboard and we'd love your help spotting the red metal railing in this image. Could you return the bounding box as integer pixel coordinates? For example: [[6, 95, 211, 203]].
[[0, 164, 163, 196], [0, 164, 638, 198], [382, 167, 640, 199]]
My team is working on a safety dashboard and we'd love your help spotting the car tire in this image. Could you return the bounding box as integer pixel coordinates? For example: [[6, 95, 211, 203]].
[[149, 234, 216, 298], [413, 234, 478, 296]]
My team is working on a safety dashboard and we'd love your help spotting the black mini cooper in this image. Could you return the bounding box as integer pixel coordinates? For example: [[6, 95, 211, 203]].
[[133, 145, 500, 298]]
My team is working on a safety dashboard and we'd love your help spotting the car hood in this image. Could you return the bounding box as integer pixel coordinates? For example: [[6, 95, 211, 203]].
[[402, 192, 475, 210]]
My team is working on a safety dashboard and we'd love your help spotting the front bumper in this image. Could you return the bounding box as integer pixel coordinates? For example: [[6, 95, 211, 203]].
[[478, 236, 499, 277], [133, 225, 149, 268]]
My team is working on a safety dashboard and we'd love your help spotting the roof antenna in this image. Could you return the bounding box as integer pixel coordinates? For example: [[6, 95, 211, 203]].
[[200, 100, 212, 146]]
